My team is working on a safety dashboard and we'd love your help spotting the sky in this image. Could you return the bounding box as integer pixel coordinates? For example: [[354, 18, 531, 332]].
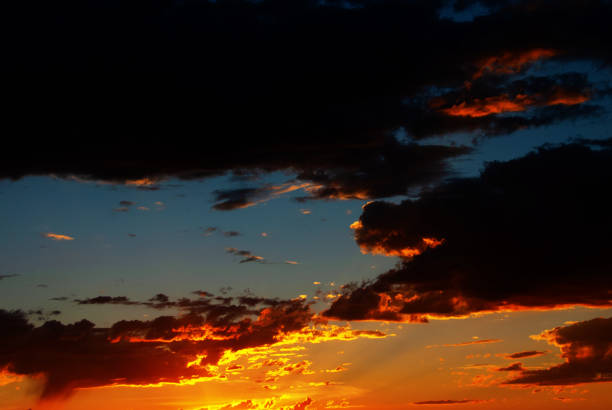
[[2, 1, 612, 409]]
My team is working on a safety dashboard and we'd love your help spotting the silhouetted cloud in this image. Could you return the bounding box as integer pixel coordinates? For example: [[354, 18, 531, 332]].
[[75, 296, 139, 306], [497, 363, 525, 372], [0, 291, 387, 401], [0, 274, 19, 280], [5, 1, 611, 206], [226, 248, 265, 264], [414, 399, 485, 405], [325, 141, 612, 321], [505, 317, 612, 386], [506, 350, 547, 359], [202, 227, 242, 237]]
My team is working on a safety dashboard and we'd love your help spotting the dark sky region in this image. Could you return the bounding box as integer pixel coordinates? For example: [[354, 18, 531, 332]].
[[1, 1, 612, 409]]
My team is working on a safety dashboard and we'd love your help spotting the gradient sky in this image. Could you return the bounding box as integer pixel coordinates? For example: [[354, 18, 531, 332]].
[[2, 1, 612, 409]]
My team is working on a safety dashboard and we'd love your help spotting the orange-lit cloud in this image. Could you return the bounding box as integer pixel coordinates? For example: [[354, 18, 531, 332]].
[[124, 177, 159, 187], [42, 232, 74, 241], [506, 317, 612, 386], [472, 49, 557, 80], [0, 291, 388, 402], [441, 91, 588, 118], [350, 220, 444, 259]]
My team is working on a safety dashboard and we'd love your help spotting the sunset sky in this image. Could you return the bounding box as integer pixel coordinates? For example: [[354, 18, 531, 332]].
[[2, 1, 612, 409]]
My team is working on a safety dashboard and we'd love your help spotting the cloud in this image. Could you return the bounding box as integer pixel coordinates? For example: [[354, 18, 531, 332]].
[[202, 227, 242, 237], [114, 200, 136, 212], [0, 291, 387, 401], [497, 363, 525, 372], [12, 0, 612, 205], [505, 317, 612, 386], [213, 182, 319, 211], [471, 48, 557, 80], [225, 248, 265, 264], [0, 274, 19, 281], [325, 141, 612, 321], [405, 72, 599, 139], [413, 399, 485, 405], [505, 350, 547, 359], [75, 296, 139, 306], [427, 339, 502, 348], [42, 233, 74, 241]]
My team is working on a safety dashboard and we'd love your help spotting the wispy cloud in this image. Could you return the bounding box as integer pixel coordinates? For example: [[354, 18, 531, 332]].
[[226, 248, 265, 264], [42, 232, 74, 241], [427, 339, 502, 348]]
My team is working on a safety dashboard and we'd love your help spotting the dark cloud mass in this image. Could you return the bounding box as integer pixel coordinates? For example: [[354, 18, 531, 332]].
[[2, 0, 611, 205], [325, 141, 612, 321], [0, 295, 315, 400], [506, 317, 612, 386]]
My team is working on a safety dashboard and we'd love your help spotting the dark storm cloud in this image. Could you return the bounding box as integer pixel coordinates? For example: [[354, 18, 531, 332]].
[[324, 141, 612, 321], [3, 0, 611, 205], [0, 296, 314, 400], [505, 317, 612, 386]]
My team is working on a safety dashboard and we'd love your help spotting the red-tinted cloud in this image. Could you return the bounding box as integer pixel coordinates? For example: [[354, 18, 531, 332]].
[[471, 49, 557, 79], [440, 90, 588, 118]]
